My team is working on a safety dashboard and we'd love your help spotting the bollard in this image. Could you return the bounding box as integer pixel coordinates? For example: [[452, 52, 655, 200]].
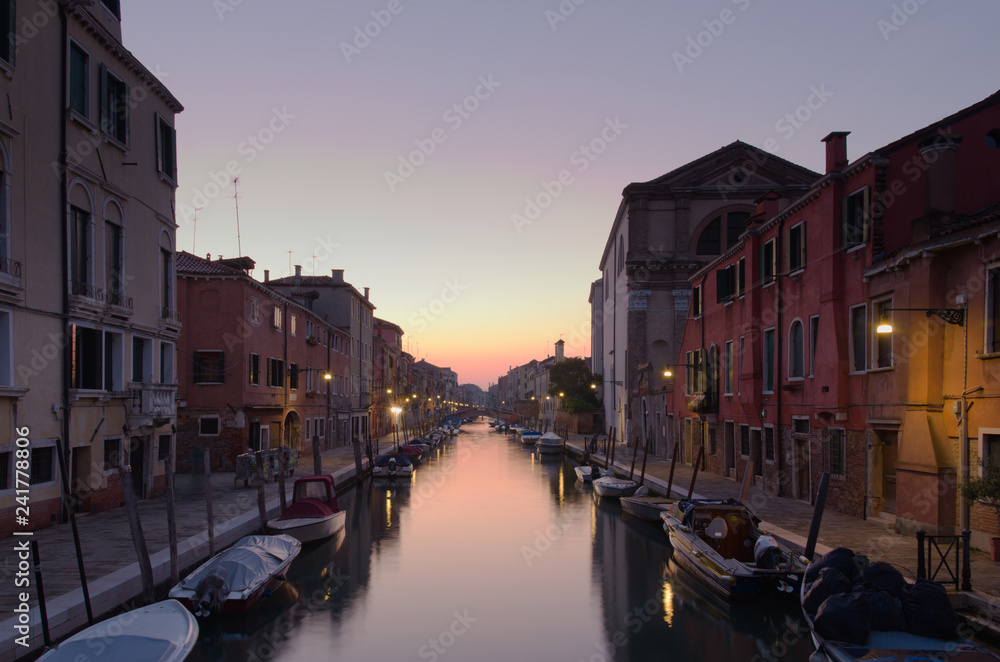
[[916, 530, 926, 580], [962, 529, 972, 591]]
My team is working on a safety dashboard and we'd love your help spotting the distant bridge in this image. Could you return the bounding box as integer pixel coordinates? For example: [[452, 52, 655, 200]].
[[450, 407, 521, 424]]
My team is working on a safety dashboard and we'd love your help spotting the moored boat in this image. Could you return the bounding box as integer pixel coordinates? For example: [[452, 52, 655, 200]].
[[372, 452, 414, 478], [37, 599, 197, 662], [592, 473, 639, 498], [536, 431, 564, 454], [660, 498, 804, 601], [519, 430, 541, 446], [620, 487, 675, 522], [396, 445, 423, 464], [267, 475, 347, 543], [169, 534, 301, 616], [574, 464, 607, 482]]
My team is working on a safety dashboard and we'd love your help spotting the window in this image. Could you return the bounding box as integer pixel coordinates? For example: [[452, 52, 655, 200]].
[[0, 308, 10, 387], [159, 341, 174, 384], [317, 418, 325, 439], [267, 357, 284, 387], [101, 0, 120, 19], [105, 220, 123, 300], [738, 336, 744, 395], [987, 266, 1000, 354], [727, 212, 750, 248], [761, 238, 776, 285], [199, 416, 220, 436], [724, 340, 734, 395], [156, 116, 177, 181], [249, 421, 262, 452], [984, 433, 1000, 470], [740, 425, 750, 456], [305, 366, 315, 392], [250, 297, 260, 324], [131, 337, 151, 383], [789, 320, 804, 379], [737, 257, 746, 297], [707, 345, 719, 396], [716, 265, 735, 303], [873, 299, 893, 369], [192, 350, 225, 383], [103, 330, 123, 391], [843, 187, 869, 247], [684, 351, 693, 396], [764, 426, 775, 462], [248, 353, 260, 385], [692, 285, 702, 317], [30, 447, 54, 485], [160, 247, 173, 316], [271, 305, 282, 329], [762, 328, 775, 393], [849, 305, 866, 372], [289, 363, 299, 390], [793, 418, 811, 436], [70, 206, 93, 288], [696, 216, 721, 255], [103, 438, 122, 471], [290, 315, 297, 336], [100, 65, 128, 145], [829, 428, 846, 476], [72, 325, 101, 389], [69, 42, 89, 117], [304, 418, 311, 440], [787, 222, 806, 272], [158, 434, 170, 461], [809, 315, 819, 377], [0, 1, 14, 65]]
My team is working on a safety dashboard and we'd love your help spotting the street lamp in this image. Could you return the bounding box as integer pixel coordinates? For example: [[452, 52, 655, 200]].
[[877, 301, 970, 528]]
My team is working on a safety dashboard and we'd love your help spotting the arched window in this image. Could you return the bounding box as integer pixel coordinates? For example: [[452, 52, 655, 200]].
[[696, 211, 753, 255], [696, 216, 721, 255], [69, 181, 96, 292], [789, 319, 805, 379], [104, 199, 125, 303]]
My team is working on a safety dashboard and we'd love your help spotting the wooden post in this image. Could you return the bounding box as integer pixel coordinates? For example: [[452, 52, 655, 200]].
[[165, 450, 178, 585], [276, 448, 287, 514], [53, 440, 93, 623], [666, 444, 679, 497], [118, 466, 155, 604], [687, 445, 704, 499], [739, 460, 754, 503], [352, 435, 364, 478], [204, 450, 215, 556], [629, 433, 640, 480], [312, 435, 322, 476], [255, 451, 268, 532], [30, 540, 51, 647], [639, 437, 650, 485]]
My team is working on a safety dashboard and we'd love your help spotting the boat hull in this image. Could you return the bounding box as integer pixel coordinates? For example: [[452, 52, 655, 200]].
[[536, 443, 564, 454], [267, 509, 347, 543], [620, 496, 674, 522], [592, 476, 639, 498]]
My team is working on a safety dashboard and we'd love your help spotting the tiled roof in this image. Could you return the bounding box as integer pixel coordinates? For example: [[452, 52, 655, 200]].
[[176, 251, 246, 276]]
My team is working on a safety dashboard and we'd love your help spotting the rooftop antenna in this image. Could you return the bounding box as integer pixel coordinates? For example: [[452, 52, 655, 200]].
[[231, 179, 243, 259], [191, 207, 203, 255], [287, 251, 293, 276], [312, 250, 318, 276]]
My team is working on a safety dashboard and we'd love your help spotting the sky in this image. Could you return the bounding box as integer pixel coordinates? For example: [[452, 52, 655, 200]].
[[122, 0, 1000, 389]]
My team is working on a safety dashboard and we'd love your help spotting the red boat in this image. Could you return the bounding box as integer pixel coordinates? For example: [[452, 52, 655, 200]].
[[268, 475, 347, 543], [397, 445, 424, 463]]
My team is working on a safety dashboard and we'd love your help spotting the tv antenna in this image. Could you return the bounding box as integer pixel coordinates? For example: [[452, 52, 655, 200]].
[[231, 179, 243, 259], [191, 206, 203, 254]]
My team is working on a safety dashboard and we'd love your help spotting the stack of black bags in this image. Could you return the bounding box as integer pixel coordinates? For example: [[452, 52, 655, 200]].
[[801, 547, 959, 646]]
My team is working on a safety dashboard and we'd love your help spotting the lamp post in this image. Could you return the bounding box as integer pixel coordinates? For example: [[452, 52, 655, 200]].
[[877, 302, 969, 528]]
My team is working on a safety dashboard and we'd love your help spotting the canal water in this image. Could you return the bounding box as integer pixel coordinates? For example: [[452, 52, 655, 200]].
[[188, 421, 815, 661]]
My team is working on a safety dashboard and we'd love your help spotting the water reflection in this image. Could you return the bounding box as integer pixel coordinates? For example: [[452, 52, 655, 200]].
[[186, 423, 814, 661]]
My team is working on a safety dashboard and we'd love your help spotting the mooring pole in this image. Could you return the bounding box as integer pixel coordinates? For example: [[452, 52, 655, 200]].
[[30, 540, 51, 647]]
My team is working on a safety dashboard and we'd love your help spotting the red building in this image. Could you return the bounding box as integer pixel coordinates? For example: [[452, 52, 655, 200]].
[[667, 91, 1000, 529], [175, 253, 350, 469]]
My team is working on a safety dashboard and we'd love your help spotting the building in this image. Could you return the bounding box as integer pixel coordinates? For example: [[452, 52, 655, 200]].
[[666, 91, 1000, 530], [373, 317, 404, 437], [0, 1, 183, 535], [268, 267, 375, 443], [175, 253, 350, 468], [593, 142, 818, 449]]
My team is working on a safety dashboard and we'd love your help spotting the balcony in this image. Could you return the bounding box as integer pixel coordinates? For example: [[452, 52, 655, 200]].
[[0, 256, 21, 278], [0, 255, 23, 300], [161, 306, 182, 327], [70, 280, 133, 317], [127, 383, 177, 429]]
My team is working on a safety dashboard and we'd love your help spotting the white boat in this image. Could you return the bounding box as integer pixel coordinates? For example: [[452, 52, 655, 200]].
[[267, 475, 347, 543], [169, 534, 302, 616], [593, 473, 639, 498], [371, 453, 415, 478], [620, 486, 675, 522], [574, 465, 608, 482], [536, 431, 564, 454], [519, 430, 541, 446], [38, 599, 197, 662]]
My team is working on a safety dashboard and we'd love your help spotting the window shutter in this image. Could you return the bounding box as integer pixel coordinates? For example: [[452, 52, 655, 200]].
[[841, 196, 849, 247], [99, 65, 109, 134], [783, 229, 790, 273], [800, 222, 807, 267]]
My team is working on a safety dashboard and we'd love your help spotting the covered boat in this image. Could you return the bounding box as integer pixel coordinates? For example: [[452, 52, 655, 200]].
[[536, 432, 564, 454], [574, 464, 607, 482], [660, 498, 804, 600], [169, 534, 301, 616], [372, 452, 414, 478], [620, 486, 675, 522], [519, 430, 541, 446], [592, 473, 639, 498], [38, 599, 197, 662], [267, 475, 347, 543]]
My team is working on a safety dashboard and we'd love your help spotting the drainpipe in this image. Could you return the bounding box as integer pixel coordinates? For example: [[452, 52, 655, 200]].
[[59, 3, 72, 523], [283, 301, 289, 449], [775, 221, 784, 499]]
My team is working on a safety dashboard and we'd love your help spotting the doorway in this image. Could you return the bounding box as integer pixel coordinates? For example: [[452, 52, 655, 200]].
[[794, 438, 810, 502], [875, 429, 898, 515], [724, 421, 735, 477]]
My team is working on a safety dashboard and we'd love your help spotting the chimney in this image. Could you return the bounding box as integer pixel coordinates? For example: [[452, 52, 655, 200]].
[[294, 264, 302, 277], [264, 269, 269, 282], [748, 191, 781, 226], [331, 269, 345, 284], [206, 253, 211, 261], [364, 287, 370, 301], [822, 131, 850, 174], [555, 339, 565, 363]]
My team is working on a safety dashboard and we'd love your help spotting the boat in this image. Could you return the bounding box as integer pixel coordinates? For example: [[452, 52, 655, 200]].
[[800, 551, 1000, 661], [592, 473, 639, 498], [267, 474, 347, 543], [519, 430, 541, 446], [396, 445, 423, 464], [536, 431, 564, 454], [660, 498, 804, 600], [169, 534, 302, 616], [371, 452, 414, 478], [37, 599, 197, 662], [620, 486, 675, 522], [574, 464, 607, 482]]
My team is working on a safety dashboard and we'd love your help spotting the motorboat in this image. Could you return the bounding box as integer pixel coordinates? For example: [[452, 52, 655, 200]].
[[267, 475, 347, 543], [620, 486, 675, 522], [371, 452, 414, 478], [660, 498, 804, 600], [536, 431, 564, 454], [169, 534, 301, 616], [396, 445, 423, 464], [592, 473, 639, 498], [37, 599, 197, 662], [519, 430, 541, 446], [574, 464, 607, 482]]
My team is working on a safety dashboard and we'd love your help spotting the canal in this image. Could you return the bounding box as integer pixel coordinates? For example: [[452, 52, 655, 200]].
[[187, 421, 815, 661]]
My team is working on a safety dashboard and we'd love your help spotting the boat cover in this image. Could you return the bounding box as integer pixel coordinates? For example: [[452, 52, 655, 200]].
[[180, 535, 300, 593], [539, 432, 562, 442], [374, 453, 413, 468], [44, 637, 174, 661]]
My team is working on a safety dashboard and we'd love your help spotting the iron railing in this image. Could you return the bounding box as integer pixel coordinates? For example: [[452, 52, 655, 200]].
[[916, 529, 971, 591]]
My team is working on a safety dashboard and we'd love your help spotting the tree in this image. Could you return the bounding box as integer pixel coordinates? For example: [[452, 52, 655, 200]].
[[547, 358, 600, 414]]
